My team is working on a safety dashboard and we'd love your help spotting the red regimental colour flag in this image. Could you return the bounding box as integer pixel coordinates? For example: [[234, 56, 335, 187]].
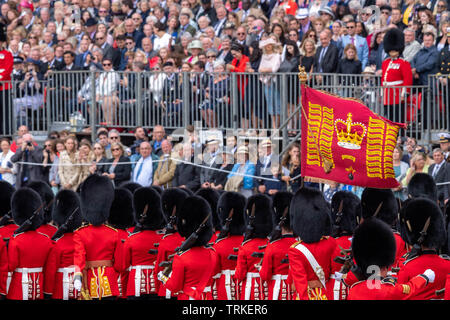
[[300, 84, 406, 189]]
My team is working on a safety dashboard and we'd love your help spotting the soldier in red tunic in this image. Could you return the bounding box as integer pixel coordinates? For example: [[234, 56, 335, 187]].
[[195, 187, 221, 245], [348, 217, 435, 300], [288, 187, 340, 300], [0, 21, 13, 135], [107, 187, 135, 299], [0, 181, 16, 297], [73, 174, 123, 300], [260, 191, 297, 300], [235, 194, 272, 300], [27, 181, 58, 238], [381, 28, 413, 124], [212, 191, 246, 300], [329, 191, 362, 300], [158, 195, 218, 300], [7, 188, 54, 300], [43, 189, 82, 300], [123, 187, 165, 300], [155, 188, 189, 299], [397, 198, 450, 299]]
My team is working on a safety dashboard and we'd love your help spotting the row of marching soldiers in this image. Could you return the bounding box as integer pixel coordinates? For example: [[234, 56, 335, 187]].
[[0, 172, 449, 301]]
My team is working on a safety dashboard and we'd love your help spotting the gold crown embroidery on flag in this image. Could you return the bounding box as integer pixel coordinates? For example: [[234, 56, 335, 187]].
[[334, 113, 367, 150]]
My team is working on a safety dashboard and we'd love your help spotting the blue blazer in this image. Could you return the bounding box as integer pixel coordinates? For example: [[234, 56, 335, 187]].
[[228, 161, 255, 190]]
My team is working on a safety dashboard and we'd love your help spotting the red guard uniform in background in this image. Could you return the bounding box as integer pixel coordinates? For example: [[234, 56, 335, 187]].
[[259, 235, 298, 300], [288, 236, 340, 300], [397, 252, 450, 300], [164, 246, 217, 300], [117, 228, 130, 299], [73, 224, 123, 299], [0, 238, 7, 296], [234, 237, 268, 300], [7, 231, 53, 300], [212, 234, 243, 300], [382, 57, 413, 106], [44, 232, 78, 300], [123, 229, 164, 298], [155, 232, 184, 299], [0, 46, 13, 134]]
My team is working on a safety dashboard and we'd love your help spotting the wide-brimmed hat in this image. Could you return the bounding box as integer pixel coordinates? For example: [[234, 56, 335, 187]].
[[236, 145, 249, 155], [259, 37, 279, 49], [188, 39, 203, 51], [319, 6, 335, 19], [295, 8, 309, 19]]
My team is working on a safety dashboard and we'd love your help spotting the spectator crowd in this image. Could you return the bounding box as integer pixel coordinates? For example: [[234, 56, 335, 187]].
[[2, 0, 450, 131]]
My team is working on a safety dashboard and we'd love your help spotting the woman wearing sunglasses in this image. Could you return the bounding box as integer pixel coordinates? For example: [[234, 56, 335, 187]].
[[102, 142, 132, 187]]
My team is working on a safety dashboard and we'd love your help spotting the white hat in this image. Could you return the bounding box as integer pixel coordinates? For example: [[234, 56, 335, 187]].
[[259, 37, 279, 49], [295, 8, 309, 19]]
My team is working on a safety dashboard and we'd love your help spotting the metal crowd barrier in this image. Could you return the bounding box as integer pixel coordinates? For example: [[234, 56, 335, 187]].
[[1, 71, 447, 148]]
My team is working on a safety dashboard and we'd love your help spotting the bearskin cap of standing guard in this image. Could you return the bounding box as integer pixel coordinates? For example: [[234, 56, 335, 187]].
[[108, 187, 135, 230], [52, 189, 82, 232], [195, 187, 221, 230], [244, 193, 274, 239], [290, 187, 332, 243], [399, 197, 446, 249], [0, 180, 15, 217], [177, 195, 214, 246], [217, 191, 247, 236], [11, 187, 44, 229], [80, 174, 114, 226], [160, 187, 190, 221], [383, 27, 405, 55], [331, 191, 362, 235], [407, 173, 438, 201], [361, 188, 398, 226], [133, 186, 166, 230], [27, 180, 54, 224], [352, 217, 397, 279]]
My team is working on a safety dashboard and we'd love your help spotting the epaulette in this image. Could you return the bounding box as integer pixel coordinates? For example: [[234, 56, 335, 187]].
[[74, 222, 90, 232], [290, 240, 302, 248], [12, 232, 24, 238], [241, 238, 252, 246], [381, 276, 397, 286], [403, 254, 420, 266], [105, 224, 118, 232], [206, 246, 216, 252], [177, 248, 191, 256], [128, 230, 141, 237], [439, 254, 450, 260], [269, 238, 281, 244], [321, 236, 330, 240]]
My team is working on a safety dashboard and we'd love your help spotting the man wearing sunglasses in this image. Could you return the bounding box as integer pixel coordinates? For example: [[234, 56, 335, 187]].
[[337, 20, 369, 70]]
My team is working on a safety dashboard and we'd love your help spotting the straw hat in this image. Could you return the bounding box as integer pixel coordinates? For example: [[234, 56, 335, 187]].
[[236, 145, 249, 155], [188, 39, 203, 51], [259, 37, 279, 49]]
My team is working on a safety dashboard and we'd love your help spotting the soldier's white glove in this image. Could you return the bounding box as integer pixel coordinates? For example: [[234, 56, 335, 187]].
[[423, 269, 435, 283], [333, 271, 345, 281], [74, 275, 82, 291]]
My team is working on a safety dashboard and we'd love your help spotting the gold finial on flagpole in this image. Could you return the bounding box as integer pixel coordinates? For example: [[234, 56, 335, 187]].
[[298, 66, 308, 84]]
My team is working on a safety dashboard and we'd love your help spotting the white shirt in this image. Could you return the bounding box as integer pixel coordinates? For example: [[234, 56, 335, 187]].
[[132, 155, 153, 186], [0, 150, 17, 186], [153, 33, 172, 52]]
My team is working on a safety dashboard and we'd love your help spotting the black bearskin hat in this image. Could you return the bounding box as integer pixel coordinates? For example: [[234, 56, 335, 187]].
[[217, 191, 246, 236], [272, 191, 293, 230], [177, 195, 213, 246], [352, 218, 397, 279], [399, 197, 446, 249], [133, 187, 166, 230], [195, 188, 221, 230], [361, 188, 398, 226], [11, 187, 44, 229], [109, 188, 135, 230], [119, 181, 142, 194], [0, 180, 15, 217], [161, 188, 190, 221], [383, 27, 405, 55], [52, 189, 82, 232], [151, 185, 163, 195], [407, 173, 438, 201], [244, 194, 273, 239], [80, 174, 114, 226], [290, 187, 332, 243], [331, 191, 362, 235], [27, 180, 54, 224]]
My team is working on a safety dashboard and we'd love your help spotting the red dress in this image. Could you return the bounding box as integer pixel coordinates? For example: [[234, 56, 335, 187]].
[[123, 230, 164, 297], [212, 235, 243, 300], [259, 235, 298, 300], [155, 232, 184, 298], [73, 224, 123, 299], [397, 252, 450, 300], [7, 230, 54, 300], [234, 237, 268, 300], [164, 246, 217, 300], [230, 54, 249, 100], [381, 57, 413, 105], [288, 236, 340, 300], [44, 232, 78, 300]]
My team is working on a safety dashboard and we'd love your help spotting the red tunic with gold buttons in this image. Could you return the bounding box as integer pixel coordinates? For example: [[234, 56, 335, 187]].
[[117, 228, 130, 299], [73, 224, 123, 299], [0, 223, 17, 296], [382, 57, 413, 105], [7, 230, 54, 300], [234, 237, 268, 300], [123, 229, 164, 297], [37, 223, 58, 239], [155, 232, 184, 298], [43, 232, 78, 300], [0, 238, 7, 296], [397, 252, 450, 300], [212, 235, 243, 300], [164, 246, 218, 300], [347, 274, 429, 300], [259, 235, 298, 300], [288, 236, 341, 300]]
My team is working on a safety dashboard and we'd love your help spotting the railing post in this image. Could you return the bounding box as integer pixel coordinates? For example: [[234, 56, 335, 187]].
[[231, 73, 239, 130], [136, 72, 143, 127], [182, 72, 190, 128], [90, 70, 96, 143]]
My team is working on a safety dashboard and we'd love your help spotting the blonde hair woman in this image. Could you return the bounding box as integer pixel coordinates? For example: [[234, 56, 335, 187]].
[[401, 151, 430, 187], [77, 140, 95, 187], [58, 136, 81, 191]]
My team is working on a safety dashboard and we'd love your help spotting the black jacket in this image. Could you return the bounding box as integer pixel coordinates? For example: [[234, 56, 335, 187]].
[[104, 156, 132, 186], [313, 44, 339, 74], [173, 156, 201, 191]]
